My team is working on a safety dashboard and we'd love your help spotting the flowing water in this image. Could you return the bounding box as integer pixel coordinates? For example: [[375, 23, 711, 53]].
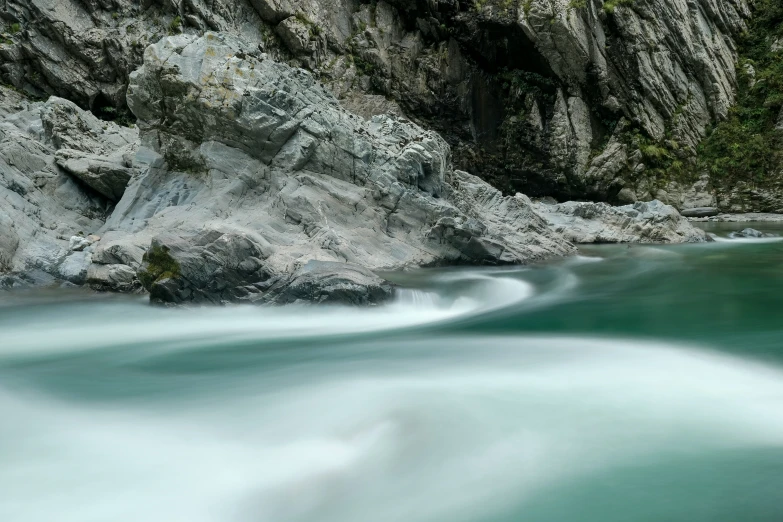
[[2, 223, 783, 522]]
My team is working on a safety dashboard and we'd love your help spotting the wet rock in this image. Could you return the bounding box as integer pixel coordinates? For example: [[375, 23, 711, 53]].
[[258, 261, 394, 306], [729, 228, 778, 239]]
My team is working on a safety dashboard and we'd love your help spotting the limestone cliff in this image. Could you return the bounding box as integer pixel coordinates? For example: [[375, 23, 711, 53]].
[[0, 0, 761, 209], [0, 0, 725, 302]]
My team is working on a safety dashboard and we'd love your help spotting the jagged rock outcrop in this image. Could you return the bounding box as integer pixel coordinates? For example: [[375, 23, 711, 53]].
[[0, 28, 715, 304], [89, 33, 575, 304], [0, 87, 129, 287], [0, 0, 753, 207], [533, 199, 709, 244]]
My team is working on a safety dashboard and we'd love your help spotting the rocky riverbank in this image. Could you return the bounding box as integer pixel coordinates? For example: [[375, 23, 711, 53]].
[[0, 31, 711, 305]]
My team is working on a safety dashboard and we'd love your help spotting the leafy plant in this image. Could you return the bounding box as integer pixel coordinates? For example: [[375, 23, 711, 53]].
[[168, 16, 181, 34], [695, 0, 783, 183]]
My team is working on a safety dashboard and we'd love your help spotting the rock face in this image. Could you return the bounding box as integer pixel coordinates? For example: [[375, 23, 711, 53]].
[[0, 87, 130, 287], [91, 33, 575, 304], [0, 0, 752, 206], [0, 18, 729, 304], [533, 200, 709, 244]]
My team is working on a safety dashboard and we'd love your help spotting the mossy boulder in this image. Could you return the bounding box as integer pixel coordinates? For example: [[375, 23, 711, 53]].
[[138, 242, 181, 292]]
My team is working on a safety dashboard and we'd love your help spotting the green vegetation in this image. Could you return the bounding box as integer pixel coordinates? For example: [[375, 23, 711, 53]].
[[352, 55, 377, 76], [168, 15, 181, 34], [10, 23, 21, 34], [138, 244, 181, 290], [603, 0, 634, 14], [623, 129, 687, 184], [696, 0, 783, 183]]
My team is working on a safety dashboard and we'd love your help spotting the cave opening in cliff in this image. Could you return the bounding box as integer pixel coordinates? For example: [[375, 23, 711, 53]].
[[90, 91, 136, 126], [462, 17, 559, 141]]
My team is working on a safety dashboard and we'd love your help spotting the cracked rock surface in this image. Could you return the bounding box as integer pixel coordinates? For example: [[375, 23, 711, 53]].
[[0, 28, 710, 305], [97, 33, 574, 304]]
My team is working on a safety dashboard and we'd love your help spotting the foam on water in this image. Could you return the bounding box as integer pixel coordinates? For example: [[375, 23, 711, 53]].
[[0, 274, 534, 358], [710, 235, 783, 244], [3, 238, 783, 522], [1, 336, 782, 522]]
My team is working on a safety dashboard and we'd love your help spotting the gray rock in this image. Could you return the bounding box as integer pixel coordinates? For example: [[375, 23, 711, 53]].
[[718, 179, 783, 214], [86, 263, 140, 292], [728, 228, 777, 239], [681, 207, 720, 218], [533, 200, 709, 244], [56, 250, 92, 284], [276, 16, 312, 55], [663, 175, 717, 211], [138, 231, 271, 305], [616, 188, 638, 205], [40, 97, 138, 158], [68, 235, 93, 252], [259, 260, 394, 306], [689, 213, 783, 223], [98, 33, 575, 305], [0, 88, 111, 284], [90, 232, 146, 268], [55, 149, 134, 201]]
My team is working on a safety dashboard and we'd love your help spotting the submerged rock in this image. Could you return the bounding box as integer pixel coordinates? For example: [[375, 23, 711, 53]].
[[681, 207, 720, 218], [729, 228, 778, 239]]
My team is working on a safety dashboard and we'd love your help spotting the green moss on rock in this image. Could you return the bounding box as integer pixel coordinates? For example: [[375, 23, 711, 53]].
[[138, 244, 181, 290]]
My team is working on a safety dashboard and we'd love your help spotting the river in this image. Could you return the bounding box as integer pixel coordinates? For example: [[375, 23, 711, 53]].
[[1, 223, 782, 522]]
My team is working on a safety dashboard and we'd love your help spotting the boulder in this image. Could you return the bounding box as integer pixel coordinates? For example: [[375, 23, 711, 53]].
[[86, 263, 139, 292], [258, 260, 394, 305], [55, 149, 134, 201], [729, 228, 778, 239]]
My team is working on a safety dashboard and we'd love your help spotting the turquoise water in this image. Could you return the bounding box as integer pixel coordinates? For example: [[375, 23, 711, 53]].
[[1, 224, 782, 522]]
